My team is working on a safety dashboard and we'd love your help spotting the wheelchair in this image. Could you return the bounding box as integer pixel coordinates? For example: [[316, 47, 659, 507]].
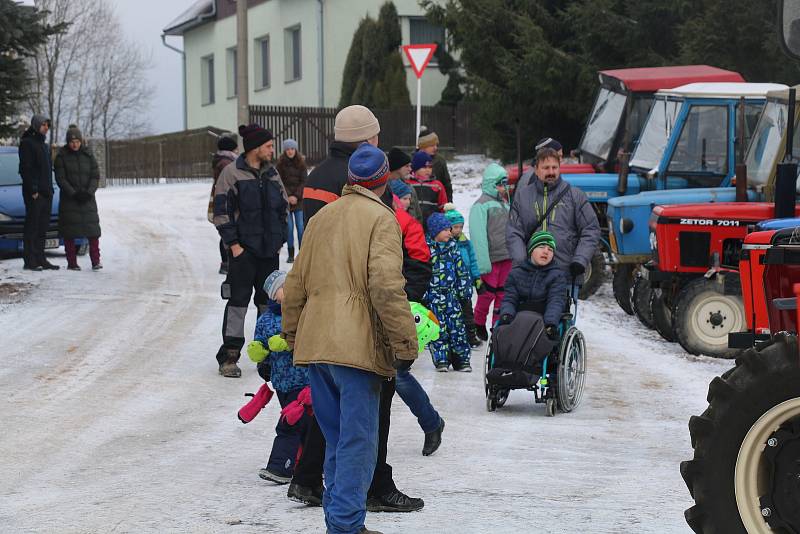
[[483, 286, 586, 417]]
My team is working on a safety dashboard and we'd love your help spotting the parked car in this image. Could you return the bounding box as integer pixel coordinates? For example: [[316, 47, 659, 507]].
[[0, 146, 85, 256]]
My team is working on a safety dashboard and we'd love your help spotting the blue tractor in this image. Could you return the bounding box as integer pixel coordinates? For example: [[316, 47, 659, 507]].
[[571, 82, 787, 313]]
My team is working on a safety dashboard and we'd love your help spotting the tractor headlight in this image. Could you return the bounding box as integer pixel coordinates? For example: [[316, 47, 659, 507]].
[[0, 212, 12, 222], [620, 217, 634, 234]]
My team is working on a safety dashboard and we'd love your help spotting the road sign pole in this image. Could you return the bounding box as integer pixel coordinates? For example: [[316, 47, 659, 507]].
[[415, 77, 422, 145]]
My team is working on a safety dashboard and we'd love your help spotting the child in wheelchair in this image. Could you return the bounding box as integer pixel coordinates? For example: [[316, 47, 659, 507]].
[[489, 231, 567, 383]]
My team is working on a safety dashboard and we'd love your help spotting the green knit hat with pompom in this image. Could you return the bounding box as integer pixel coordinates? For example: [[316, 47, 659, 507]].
[[527, 230, 556, 254]]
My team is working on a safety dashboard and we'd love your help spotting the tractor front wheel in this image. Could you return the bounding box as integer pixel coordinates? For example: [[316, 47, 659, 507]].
[[612, 264, 636, 315], [650, 287, 675, 342], [673, 278, 745, 358], [632, 275, 654, 329], [578, 251, 606, 300], [681, 333, 800, 534]]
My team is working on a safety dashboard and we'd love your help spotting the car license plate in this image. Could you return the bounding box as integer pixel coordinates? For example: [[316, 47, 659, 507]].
[[45, 238, 59, 249]]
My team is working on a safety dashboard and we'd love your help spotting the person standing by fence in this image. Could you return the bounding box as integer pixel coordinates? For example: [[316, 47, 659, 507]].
[[276, 139, 307, 264], [209, 133, 239, 275], [213, 124, 288, 378], [54, 125, 102, 271], [417, 126, 452, 203]]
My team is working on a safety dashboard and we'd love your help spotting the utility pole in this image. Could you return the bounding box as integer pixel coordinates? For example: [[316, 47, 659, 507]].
[[236, 0, 250, 127]]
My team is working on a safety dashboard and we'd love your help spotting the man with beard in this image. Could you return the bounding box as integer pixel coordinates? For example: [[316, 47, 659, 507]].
[[506, 147, 599, 283]]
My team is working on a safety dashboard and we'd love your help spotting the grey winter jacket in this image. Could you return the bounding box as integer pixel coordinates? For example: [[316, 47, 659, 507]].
[[507, 177, 600, 271]]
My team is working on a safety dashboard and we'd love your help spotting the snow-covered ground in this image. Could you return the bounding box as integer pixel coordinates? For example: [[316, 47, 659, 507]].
[[0, 158, 727, 533]]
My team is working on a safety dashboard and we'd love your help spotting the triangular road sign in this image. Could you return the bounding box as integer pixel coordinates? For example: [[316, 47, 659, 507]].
[[402, 44, 438, 79]]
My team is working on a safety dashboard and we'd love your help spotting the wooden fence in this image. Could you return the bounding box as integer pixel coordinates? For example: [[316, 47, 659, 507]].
[[249, 103, 483, 165], [105, 126, 226, 181]]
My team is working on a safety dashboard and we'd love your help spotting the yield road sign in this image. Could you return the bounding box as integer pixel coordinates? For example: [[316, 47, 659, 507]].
[[402, 44, 438, 79]]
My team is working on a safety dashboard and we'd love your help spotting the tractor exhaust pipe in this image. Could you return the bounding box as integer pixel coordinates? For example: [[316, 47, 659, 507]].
[[776, 88, 798, 219], [735, 97, 748, 202]]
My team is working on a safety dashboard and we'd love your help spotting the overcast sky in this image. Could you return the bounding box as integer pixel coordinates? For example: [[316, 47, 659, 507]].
[[111, 0, 195, 134]]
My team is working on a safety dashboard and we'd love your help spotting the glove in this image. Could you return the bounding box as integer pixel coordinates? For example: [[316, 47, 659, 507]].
[[475, 279, 487, 294], [237, 383, 274, 424], [280, 386, 313, 425], [570, 262, 585, 277], [545, 325, 558, 340], [498, 314, 512, 326], [267, 334, 289, 352], [246, 340, 269, 363], [393, 358, 414, 371]]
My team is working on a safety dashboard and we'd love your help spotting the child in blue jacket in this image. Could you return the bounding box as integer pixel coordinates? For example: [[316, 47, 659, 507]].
[[247, 270, 311, 484], [425, 212, 473, 371], [444, 204, 482, 348]]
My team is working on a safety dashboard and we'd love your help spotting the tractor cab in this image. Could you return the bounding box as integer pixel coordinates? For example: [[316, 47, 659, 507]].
[[506, 65, 744, 185]]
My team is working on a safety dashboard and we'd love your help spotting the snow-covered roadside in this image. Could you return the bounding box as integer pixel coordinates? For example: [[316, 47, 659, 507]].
[[0, 167, 726, 533]]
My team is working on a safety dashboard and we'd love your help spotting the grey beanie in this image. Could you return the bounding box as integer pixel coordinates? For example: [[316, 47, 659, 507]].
[[282, 138, 298, 152], [66, 124, 83, 144], [263, 270, 287, 300]]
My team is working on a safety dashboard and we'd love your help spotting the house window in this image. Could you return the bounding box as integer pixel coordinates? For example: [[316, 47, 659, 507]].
[[409, 17, 445, 51], [255, 36, 270, 89], [284, 25, 301, 82], [226, 47, 237, 98], [201, 54, 215, 105]]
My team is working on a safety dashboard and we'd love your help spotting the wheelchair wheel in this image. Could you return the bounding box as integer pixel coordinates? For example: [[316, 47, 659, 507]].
[[486, 391, 497, 412], [483, 345, 492, 398], [496, 388, 509, 407], [556, 326, 587, 413]]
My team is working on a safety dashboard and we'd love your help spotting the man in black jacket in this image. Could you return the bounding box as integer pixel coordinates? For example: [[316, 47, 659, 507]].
[[19, 115, 58, 271], [297, 105, 425, 514], [213, 124, 288, 378]]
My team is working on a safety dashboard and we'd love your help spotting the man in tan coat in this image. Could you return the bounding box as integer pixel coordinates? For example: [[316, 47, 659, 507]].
[[282, 143, 417, 534]]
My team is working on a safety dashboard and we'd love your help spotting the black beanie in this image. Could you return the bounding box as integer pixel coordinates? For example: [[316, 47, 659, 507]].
[[238, 124, 273, 153], [387, 147, 411, 172], [217, 133, 238, 152]]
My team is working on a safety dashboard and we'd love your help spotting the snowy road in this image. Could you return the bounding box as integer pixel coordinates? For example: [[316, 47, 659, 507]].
[[0, 172, 730, 533]]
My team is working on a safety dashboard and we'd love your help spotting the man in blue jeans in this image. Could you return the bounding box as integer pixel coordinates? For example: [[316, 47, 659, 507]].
[[282, 141, 418, 534]]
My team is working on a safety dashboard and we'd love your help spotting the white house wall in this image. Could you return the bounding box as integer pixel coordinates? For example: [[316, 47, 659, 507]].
[[182, 0, 450, 132]]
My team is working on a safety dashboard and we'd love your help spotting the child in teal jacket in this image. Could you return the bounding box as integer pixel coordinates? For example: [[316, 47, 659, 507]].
[[444, 203, 481, 347]]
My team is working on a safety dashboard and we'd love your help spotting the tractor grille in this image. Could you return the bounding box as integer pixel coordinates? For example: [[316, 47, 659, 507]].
[[679, 231, 711, 267]]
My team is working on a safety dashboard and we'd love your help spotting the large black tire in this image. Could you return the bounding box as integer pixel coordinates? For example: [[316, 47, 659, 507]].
[[681, 333, 800, 534], [650, 287, 675, 342], [632, 275, 654, 329], [612, 264, 636, 315], [673, 278, 745, 359], [578, 251, 606, 301]]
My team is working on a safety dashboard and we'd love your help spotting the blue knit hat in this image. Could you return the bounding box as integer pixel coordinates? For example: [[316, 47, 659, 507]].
[[444, 206, 464, 226], [411, 151, 433, 172], [389, 179, 412, 198], [427, 212, 452, 237], [282, 138, 298, 152], [348, 144, 390, 189], [263, 270, 287, 300]]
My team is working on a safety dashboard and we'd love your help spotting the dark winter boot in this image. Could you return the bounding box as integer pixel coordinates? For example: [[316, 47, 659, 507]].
[[287, 482, 323, 506], [287, 247, 295, 264], [218, 348, 242, 378], [422, 418, 445, 456], [367, 489, 424, 512], [467, 329, 483, 348], [475, 325, 488, 341]]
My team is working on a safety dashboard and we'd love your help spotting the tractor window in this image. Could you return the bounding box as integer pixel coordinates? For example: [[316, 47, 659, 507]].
[[666, 105, 728, 187], [630, 98, 680, 171], [746, 100, 788, 186], [734, 101, 766, 158], [628, 96, 655, 147], [580, 88, 627, 161]]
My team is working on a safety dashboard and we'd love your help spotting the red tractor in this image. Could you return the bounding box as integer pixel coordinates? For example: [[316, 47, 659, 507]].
[[642, 203, 800, 358], [681, 226, 800, 533]]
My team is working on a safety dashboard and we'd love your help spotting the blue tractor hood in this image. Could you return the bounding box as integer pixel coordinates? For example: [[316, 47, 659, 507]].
[[607, 187, 758, 259], [757, 217, 800, 231], [561, 173, 641, 202]]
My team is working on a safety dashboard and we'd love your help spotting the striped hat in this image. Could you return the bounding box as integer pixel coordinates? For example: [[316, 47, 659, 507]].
[[527, 230, 557, 253], [347, 144, 390, 189], [264, 270, 287, 300]]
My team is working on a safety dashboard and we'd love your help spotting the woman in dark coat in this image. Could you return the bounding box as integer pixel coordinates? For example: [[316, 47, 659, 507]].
[[275, 139, 307, 263], [54, 125, 102, 270]]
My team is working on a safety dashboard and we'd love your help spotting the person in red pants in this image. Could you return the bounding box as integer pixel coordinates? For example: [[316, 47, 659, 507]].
[[54, 125, 102, 271], [468, 163, 512, 339]]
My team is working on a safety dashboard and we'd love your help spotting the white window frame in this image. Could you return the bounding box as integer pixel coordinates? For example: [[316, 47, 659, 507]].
[[407, 17, 446, 66], [284, 24, 302, 83], [226, 46, 238, 99], [201, 54, 215, 106], [255, 35, 270, 90]]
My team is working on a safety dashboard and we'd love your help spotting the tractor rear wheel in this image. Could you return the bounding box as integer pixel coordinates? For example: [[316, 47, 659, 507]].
[[681, 333, 800, 534], [578, 251, 606, 301], [612, 264, 636, 315], [673, 278, 745, 358], [650, 287, 675, 342], [632, 275, 654, 329]]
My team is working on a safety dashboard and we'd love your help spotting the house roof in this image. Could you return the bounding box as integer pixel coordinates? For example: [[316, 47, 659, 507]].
[[162, 0, 215, 36], [599, 65, 745, 92], [657, 82, 788, 99]]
